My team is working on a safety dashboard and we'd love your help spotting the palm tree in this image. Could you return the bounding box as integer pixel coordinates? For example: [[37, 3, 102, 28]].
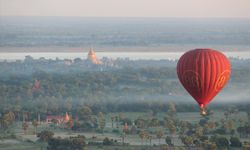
[[32, 120, 39, 134], [121, 132, 126, 145], [13, 105, 22, 121], [115, 116, 119, 128], [156, 127, 164, 144], [111, 116, 114, 128], [0, 117, 8, 129], [22, 122, 29, 134], [148, 135, 153, 146], [195, 125, 204, 137], [223, 119, 234, 134], [139, 130, 147, 145], [98, 112, 106, 133], [179, 121, 188, 134], [167, 102, 176, 117]]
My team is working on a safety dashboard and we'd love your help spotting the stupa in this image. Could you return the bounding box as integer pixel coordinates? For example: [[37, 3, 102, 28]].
[[87, 48, 102, 65]]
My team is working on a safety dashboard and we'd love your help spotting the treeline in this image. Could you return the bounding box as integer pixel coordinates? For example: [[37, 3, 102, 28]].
[[0, 57, 249, 115]]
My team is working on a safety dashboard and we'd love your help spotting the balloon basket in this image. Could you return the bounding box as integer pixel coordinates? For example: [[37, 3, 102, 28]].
[[200, 108, 207, 116]]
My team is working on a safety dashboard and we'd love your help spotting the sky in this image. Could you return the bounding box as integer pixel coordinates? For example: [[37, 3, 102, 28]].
[[1, 0, 250, 18]]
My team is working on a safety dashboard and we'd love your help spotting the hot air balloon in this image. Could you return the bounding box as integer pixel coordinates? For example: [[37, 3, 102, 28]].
[[177, 49, 231, 116]]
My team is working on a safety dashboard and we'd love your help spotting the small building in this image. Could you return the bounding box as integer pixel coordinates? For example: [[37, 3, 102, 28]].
[[46, 116, 64, 124], [46, 112, 70, 125]]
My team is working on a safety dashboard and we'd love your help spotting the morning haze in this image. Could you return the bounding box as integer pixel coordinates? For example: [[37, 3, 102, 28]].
[[1, 0, 250, 18], [0, 1, 250, 150]]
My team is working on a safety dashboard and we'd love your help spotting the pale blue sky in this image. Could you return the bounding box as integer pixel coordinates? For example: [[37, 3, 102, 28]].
[[1, 0, 250, 18]]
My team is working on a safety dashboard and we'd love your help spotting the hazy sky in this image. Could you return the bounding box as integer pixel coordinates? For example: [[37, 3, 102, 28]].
[[1, 0, 250, 18]]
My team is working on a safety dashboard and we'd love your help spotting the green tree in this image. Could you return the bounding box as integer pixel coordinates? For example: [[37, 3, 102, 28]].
[[50, 118, 58, 129], [202, 141, 217, 150], [195, 125, 204, 137], [180, 136, 193, 147], [135, 118, 146, 129], [77, 106, 92, 121], [165, 136, 173, 146], [0, 111, 15, 129], [150, 118, 159, 127], [223, 119, 234, 134], [210, 136, 229, 148]]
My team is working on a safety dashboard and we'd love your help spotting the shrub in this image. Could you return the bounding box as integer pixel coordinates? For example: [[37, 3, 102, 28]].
[[37, 130, 54, 142], [230, 136, 242, 147], [214, 128, 226, 134], [47, 136, 86, 150], [210, 136, 229, 148], [103, 137, 114, 145]]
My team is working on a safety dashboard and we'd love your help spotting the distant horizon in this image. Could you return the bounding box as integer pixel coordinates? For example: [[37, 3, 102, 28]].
[[1, 16, 250, 19], [1, 17, 250, 52]]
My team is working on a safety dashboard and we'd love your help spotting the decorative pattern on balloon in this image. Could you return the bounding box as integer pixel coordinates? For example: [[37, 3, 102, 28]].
[[214, 70, 231, 92]]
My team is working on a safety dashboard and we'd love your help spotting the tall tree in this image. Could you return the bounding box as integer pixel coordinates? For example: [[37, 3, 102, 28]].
[[98, 112, 106, 133], [139, 130, 147, 145], [22, 122, 29, 134], [77, 106, 92, 122], [32, 120, 39, 134], [167, 102, 176, 117], [156, 127, 164, 144], [0, 111, 15, 129], [111, 116, 114, 128]]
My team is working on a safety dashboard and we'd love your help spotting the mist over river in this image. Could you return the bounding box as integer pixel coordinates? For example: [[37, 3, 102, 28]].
[[0, 51, 250, 61]]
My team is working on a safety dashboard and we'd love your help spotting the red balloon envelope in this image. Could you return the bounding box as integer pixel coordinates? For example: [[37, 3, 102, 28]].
[[177, 49, 231, 113]]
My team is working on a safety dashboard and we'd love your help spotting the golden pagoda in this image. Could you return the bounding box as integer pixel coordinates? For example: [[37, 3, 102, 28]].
[[87, 48, 102, 65]]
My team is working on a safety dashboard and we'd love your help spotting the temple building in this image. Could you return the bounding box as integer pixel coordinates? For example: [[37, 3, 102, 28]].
[[87, 48, 102, 65], [46, 112, 70, 125]]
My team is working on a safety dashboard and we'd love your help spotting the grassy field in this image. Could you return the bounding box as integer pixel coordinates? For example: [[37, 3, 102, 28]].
[[0, 141, 41, 150], [107, 111, 248, 125]]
